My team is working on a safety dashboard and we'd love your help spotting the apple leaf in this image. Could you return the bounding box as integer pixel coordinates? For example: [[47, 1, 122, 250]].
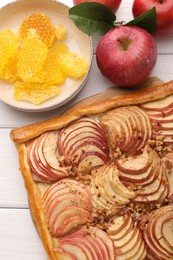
[[126, 7, 157, 33], [69, 2, 116, 36]]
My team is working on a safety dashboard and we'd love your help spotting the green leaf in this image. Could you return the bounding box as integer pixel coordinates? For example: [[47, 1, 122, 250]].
[[69, 2, 116, 36], [126, 7, 157, 33]]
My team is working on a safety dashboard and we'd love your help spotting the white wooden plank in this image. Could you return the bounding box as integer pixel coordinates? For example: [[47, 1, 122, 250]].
[[0, 129, 28, 208], [0, 209, 46, 260]]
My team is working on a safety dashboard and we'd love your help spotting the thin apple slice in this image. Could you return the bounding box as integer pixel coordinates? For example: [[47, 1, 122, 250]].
[[101, 106, 151, 156], [162, 218, 173, 248], [107, 215, 133, 240], [53, 207, 91, 237], [107, 165, 136, 199], [141, 96, 173, 146], [27, 131, 69, 182], [58, 117, 109, 173], [143, 205, 173, 259], [141, 95, 173, 111], [152, 207, 173, 256], [106, 215, 129, 235], [42, 178, 92, 237], [58, 226, 115, 260], [43, 178, 92, 211], [115, 146, 153, 174], [118, 107, 143, 155], [118, 106, 151, 155], [163, 152, 173, 195], [107, 215, 146, 260], [90, 165, 135, 214], [36, 133, 69, 179], [28, 138, 55, 181], [42, 131, 68, 171], [112, 224, 138, 248]]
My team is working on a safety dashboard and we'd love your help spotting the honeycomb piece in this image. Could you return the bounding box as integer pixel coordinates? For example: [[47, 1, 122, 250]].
[[43, 46, 67, 85], [55, 24, 66, 41], [0, 29, 19, 74], [53, 42, 69, 57], [14, 81, 61, 105], [19, 13, 56, 48], [1, 51, 19, 83], [17, 29, 48, 83], [59, 52, 89, 79]]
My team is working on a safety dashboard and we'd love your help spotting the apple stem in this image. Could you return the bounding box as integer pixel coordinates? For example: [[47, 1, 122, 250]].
[[158, 0, 164, 3], [114, 21, 125, 27], [117, 39, 132, 51]]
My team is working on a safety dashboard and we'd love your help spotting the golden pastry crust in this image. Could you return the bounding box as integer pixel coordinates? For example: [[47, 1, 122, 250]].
[[10, 79, 173, 259]]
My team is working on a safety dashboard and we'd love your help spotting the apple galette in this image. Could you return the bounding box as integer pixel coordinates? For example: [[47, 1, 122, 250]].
[[11, 80, 173, 260]]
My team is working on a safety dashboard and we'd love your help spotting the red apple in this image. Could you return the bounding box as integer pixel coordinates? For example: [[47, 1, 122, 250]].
[[96, 26, 157, 87], [73, 0, 122, 13], [132, 0, 173, 35]]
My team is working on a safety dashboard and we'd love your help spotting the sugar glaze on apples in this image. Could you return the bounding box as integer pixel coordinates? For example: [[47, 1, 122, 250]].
[[26, 95, 173, 260]]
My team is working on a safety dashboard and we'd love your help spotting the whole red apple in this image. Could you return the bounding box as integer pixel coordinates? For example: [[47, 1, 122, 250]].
[[96, 26, 157, 86], [132, 0, 173, 33], [73, 0, 122, 13]]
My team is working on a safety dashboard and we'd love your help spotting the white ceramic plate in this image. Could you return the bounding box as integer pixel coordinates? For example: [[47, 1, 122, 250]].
[[0, 0, 92, 112]]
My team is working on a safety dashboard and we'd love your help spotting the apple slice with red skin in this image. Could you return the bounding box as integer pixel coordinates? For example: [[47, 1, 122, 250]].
[[42, 178, 92, 237], [163, 152, 173, 196], [43, 179, 92, 211], [101, 106, 151, 156], [90, 164, 136, 214], [116, 148, 160, 186], [59, 118, 106, 147], [43, 179, 92, 213], [58, 226, 115, 260], [58, 117, 109, 173], [52, 210, 91, 237], [141, 95, 173, 112], [36, 133, 68, 179], [28, 137, 58, 182], [143, 205, 173, 259], [162, 218, 173, 248], [115, 147, 168, 204], [115, 146, 153, 174], [116, 107, 144, 155], [108, 215, 133, 240], [107, 215, 130, 236], [107, 215, 147, 259], [141, 95, 173, 145], [153, 212, 173, 256], [27, 131, 69, 182]]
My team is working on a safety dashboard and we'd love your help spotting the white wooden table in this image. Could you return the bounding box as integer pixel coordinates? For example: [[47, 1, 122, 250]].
[[0, 0, 172, 259]]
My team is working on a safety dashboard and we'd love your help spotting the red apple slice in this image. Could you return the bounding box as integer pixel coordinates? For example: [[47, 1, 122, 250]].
[[143, 205, 173, 259], [141, 95, 173, 112], [107, 215, 146, 260], [58, 117, 109, 173], [115, 146, 153, 174], [90, 165, 136, 214], [27, 131, 69, 182], [58, 226, 115, 260], [101, 106, 151, 156], [42, 178, 92, 237], [163, 152, 173, 196], [36, 133, 68, 179], [107, 215, 133, 240]]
